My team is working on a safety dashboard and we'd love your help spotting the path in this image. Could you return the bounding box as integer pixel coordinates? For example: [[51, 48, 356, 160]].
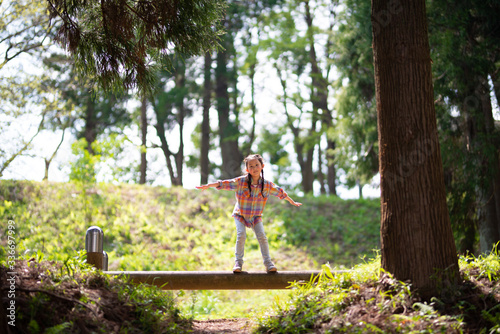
[[192, 318, 256, 333]]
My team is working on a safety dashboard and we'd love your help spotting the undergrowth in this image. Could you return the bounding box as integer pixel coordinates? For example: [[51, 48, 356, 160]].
[[0, 254, 192, 333], [256, 252, 500, 333]]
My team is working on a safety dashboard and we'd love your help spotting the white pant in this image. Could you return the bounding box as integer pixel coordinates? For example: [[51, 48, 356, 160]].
[[234, 219, 272, 265]]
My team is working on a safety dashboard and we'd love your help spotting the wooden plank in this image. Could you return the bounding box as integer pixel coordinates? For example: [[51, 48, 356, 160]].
[[106, 271, 327, 290]]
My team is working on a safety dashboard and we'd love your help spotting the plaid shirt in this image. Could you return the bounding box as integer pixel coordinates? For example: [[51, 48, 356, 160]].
[[216, 175, 288, 228]]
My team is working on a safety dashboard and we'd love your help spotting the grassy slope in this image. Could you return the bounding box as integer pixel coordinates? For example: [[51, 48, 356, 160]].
[[2, 180, 499, 333], [0, 180, 380, 319], [256, 253, 500, 333]]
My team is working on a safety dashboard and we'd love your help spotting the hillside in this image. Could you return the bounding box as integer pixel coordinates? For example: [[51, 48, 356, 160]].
[[1, 180, 499, 333], [0, 180, 381, 270], [0, 180, 380, 320]]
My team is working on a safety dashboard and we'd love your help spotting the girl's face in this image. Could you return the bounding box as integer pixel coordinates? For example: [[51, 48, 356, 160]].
[[246, 158, 264, 180]]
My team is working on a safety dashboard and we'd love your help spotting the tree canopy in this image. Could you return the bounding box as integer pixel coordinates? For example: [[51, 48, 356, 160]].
[[46, 0, 226, 93]]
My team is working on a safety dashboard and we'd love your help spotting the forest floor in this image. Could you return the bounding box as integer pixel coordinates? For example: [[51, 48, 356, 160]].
[[192, 318, 255, 333]]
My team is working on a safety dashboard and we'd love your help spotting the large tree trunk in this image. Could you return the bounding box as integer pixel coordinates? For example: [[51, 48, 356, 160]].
[[139, 96, 148, 184], [216, 33, 242, 179], [371, 0, 459, 298], [200, 52, 212, 185]]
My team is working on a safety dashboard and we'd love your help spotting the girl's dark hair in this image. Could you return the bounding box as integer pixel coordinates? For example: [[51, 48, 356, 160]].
[[244, 154, 264, 197]]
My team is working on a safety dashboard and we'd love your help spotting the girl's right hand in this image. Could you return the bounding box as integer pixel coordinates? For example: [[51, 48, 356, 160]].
[[196, 185, 209, 190]]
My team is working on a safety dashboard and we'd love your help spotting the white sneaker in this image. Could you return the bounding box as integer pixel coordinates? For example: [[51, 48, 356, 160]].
[[266, 262, 277, 273], [233, 261, 243, 273]]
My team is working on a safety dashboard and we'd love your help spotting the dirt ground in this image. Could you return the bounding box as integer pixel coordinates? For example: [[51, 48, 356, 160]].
[[192, 318, 257, 333]]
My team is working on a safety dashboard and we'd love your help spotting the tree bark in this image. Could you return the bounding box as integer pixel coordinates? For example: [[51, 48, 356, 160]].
[[200, 52, 212, 185], [371, 0, 459, 298], [139, 96, 148, 184]]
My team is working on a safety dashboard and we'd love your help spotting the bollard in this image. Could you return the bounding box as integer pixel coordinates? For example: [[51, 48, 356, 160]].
[[85, 226, 104, 270], [103, 251, 108, 271]]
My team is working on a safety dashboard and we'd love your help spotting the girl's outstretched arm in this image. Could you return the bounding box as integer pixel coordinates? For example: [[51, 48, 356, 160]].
[[196, 182, 219, 190], [285, 195, 302, 207]]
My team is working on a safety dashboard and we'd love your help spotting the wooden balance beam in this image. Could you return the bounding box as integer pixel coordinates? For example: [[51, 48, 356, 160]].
[[106, 271, 325, 290]]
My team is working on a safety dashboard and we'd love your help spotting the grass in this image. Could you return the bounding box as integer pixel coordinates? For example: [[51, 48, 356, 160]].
[[0, 254, 192, 333], [256, 252, 500, 333], [0, 179, 380, 320]]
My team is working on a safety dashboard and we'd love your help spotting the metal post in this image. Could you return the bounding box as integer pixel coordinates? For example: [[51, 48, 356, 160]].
[[85, 226, 104, 270], [102, 251, 108, 271]]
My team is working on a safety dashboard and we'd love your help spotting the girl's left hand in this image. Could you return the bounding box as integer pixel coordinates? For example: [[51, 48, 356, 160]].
[[292, 201, 302, 207]]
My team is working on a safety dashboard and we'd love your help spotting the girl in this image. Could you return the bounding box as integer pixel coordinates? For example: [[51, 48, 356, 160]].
[[196, 154, 302, 273]]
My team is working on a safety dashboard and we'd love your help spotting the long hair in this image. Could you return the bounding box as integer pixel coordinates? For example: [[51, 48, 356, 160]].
[[244, 154, 264, 197]]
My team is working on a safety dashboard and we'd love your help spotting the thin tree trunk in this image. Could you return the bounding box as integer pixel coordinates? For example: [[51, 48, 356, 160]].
[[275, 64, 315, 193], [490, 69, 500, 107], [44, 127, 66, 181], [84, 98, 97, 154], [201, 52, 212, 184], [155, 121, 177, 185], [487, 71, 500, 242], [216, 35, 242, 179], [152, 64, 185, 187], [246, 61, 257, 157], [304, 0, 337, 195], [372, 0, 459, 298], [0, 113, 45, 177], [464, 73, 500, 253], [318, 143, 327, 195], [139, 96, 148, 184], [174, 66, 186, 187], [326, 140, 337, 196]]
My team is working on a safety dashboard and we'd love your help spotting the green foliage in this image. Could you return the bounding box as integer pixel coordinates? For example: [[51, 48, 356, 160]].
[[47, 0, 226, 93], [1, 258, 191, 333], [428, 0, 500, 255], [70, 138, 100, 185], [256, 253, 500, 333], [70, 135, 131, 185], [0, 0, 52, 71], [332, 0, 378, 192], [267, 194, 381, 267]]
